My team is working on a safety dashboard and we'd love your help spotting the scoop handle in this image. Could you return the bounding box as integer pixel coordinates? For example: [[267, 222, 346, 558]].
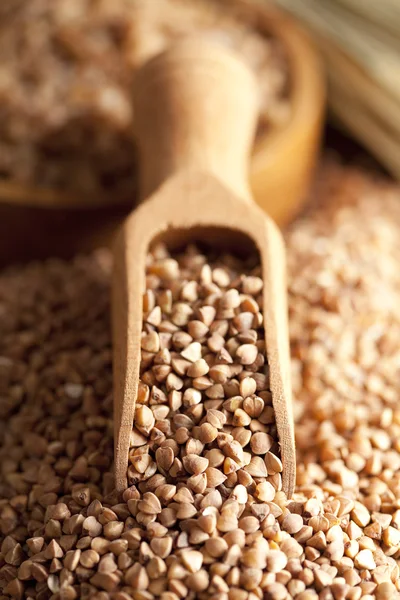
[[134, 38, 260, 203]]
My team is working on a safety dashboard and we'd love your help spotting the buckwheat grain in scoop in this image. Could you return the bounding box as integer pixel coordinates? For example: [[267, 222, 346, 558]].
[[128, 243, 282, 499]]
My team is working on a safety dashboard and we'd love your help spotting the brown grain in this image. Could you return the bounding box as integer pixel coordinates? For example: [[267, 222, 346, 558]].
[[1, 163, 400, 599]]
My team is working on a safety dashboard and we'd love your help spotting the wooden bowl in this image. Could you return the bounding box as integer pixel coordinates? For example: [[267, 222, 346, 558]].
[[0, 0, 324, 266], [247, 1, 325, 225]]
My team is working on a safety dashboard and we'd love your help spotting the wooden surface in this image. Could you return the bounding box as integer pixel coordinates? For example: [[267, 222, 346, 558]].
[[113, 40, 296, 497]]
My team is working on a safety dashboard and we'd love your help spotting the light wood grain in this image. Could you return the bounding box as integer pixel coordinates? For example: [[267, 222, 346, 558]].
[[113, 39, 295, 497]]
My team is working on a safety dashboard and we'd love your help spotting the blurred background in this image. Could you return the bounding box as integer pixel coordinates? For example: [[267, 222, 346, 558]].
[[0, 0, 398, 264]]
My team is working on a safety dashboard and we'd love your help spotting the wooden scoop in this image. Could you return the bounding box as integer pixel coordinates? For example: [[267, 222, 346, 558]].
[[113, 39, 296, 497]]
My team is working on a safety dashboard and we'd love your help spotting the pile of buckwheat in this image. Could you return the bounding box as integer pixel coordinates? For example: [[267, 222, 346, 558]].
[[0, 0, 289, 198], [1, 161, 400, 600]]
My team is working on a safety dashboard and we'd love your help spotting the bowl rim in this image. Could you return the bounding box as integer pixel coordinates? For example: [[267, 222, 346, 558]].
[[244, 0, 325, 173]]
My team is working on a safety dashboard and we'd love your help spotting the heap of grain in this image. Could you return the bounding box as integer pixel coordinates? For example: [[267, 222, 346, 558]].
[[1, 162, 400, 599]]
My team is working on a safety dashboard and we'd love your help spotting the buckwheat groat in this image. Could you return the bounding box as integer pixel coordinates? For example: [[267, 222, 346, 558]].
[[1, 163, 400, 599], [130, 242, 280, 489]]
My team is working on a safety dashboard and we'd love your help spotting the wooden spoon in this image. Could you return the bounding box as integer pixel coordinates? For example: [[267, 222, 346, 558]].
[[113, 39, 296, 497]]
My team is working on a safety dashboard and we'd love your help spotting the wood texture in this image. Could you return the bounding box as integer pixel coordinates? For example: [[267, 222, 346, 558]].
[[113, 40, 295, 497], [134, 40, 259, 203]]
